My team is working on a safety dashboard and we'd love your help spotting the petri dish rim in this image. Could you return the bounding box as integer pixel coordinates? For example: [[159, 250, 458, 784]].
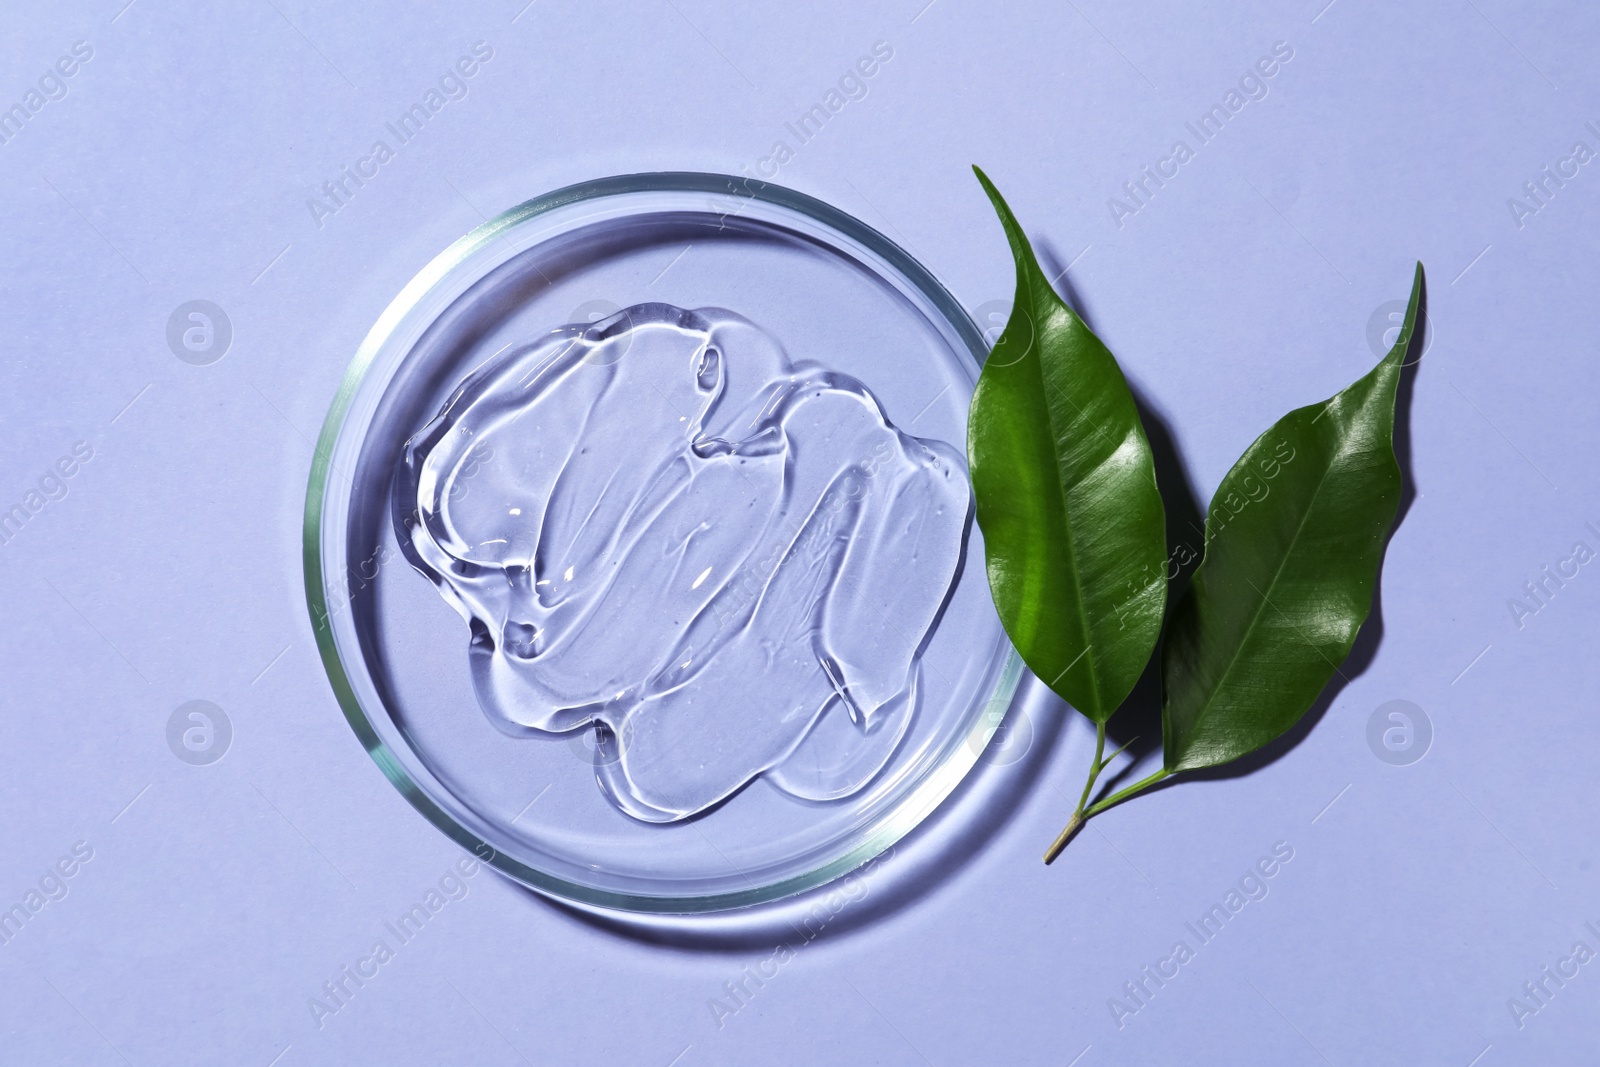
[[303, 171, 1023, 913]]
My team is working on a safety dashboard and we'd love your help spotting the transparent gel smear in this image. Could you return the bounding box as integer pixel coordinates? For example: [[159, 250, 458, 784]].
[[397, 304, 970, 822]]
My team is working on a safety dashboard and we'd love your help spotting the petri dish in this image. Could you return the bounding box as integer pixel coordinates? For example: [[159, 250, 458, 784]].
[[304, 173, 1021, 913]]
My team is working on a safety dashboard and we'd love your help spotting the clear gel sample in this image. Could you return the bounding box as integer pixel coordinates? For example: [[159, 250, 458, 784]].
[[397, 304, 970, 822]]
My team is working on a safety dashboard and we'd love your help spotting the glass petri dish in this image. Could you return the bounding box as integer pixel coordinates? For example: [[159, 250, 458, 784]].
[[304, 173, 1021, 913]]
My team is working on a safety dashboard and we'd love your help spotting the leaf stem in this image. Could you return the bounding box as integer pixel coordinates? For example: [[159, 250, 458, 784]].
[[1083, 767, 1172, 819], [1073, 721, 1107, 815], [1043, 811, 1082, 865], [1046, 750, 1174, 864], [1046, 720, 1113, 865]]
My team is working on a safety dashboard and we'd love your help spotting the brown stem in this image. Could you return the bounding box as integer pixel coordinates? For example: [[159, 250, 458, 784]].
[[1043, 810, 1083, 865]]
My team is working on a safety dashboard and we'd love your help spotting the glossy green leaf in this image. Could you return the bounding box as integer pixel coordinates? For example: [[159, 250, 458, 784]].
[[968, 167, 1167, 722], [1161, 264, 1424, 771]]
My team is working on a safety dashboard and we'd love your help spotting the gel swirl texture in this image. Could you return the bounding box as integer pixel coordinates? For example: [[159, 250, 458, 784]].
[[396, 304, 970, 822]]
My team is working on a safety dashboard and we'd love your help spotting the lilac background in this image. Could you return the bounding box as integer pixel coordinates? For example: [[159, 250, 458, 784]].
[[2, 1, 1597, 1064]]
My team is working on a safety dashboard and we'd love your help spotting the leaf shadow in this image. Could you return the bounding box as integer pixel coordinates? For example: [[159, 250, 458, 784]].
[[1039, 248, 1426, 794]]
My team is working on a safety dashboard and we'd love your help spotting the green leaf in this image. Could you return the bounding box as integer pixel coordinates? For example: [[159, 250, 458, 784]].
[[1161, 264, 1424, 771], [968, 167, 1167, 722]]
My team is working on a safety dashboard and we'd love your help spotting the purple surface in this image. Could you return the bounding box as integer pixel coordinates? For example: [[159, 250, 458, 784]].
[[1, 1, 1597, 1064]]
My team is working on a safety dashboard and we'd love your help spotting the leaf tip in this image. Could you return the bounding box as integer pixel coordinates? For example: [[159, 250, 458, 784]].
[[971, 165, 1003, 211], [1395, 261, 1427, 359], [970, 168, 1039, 294]]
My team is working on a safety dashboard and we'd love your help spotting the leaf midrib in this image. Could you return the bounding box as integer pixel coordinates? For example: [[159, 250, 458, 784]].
[[1029, 301, 1103, 717]]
